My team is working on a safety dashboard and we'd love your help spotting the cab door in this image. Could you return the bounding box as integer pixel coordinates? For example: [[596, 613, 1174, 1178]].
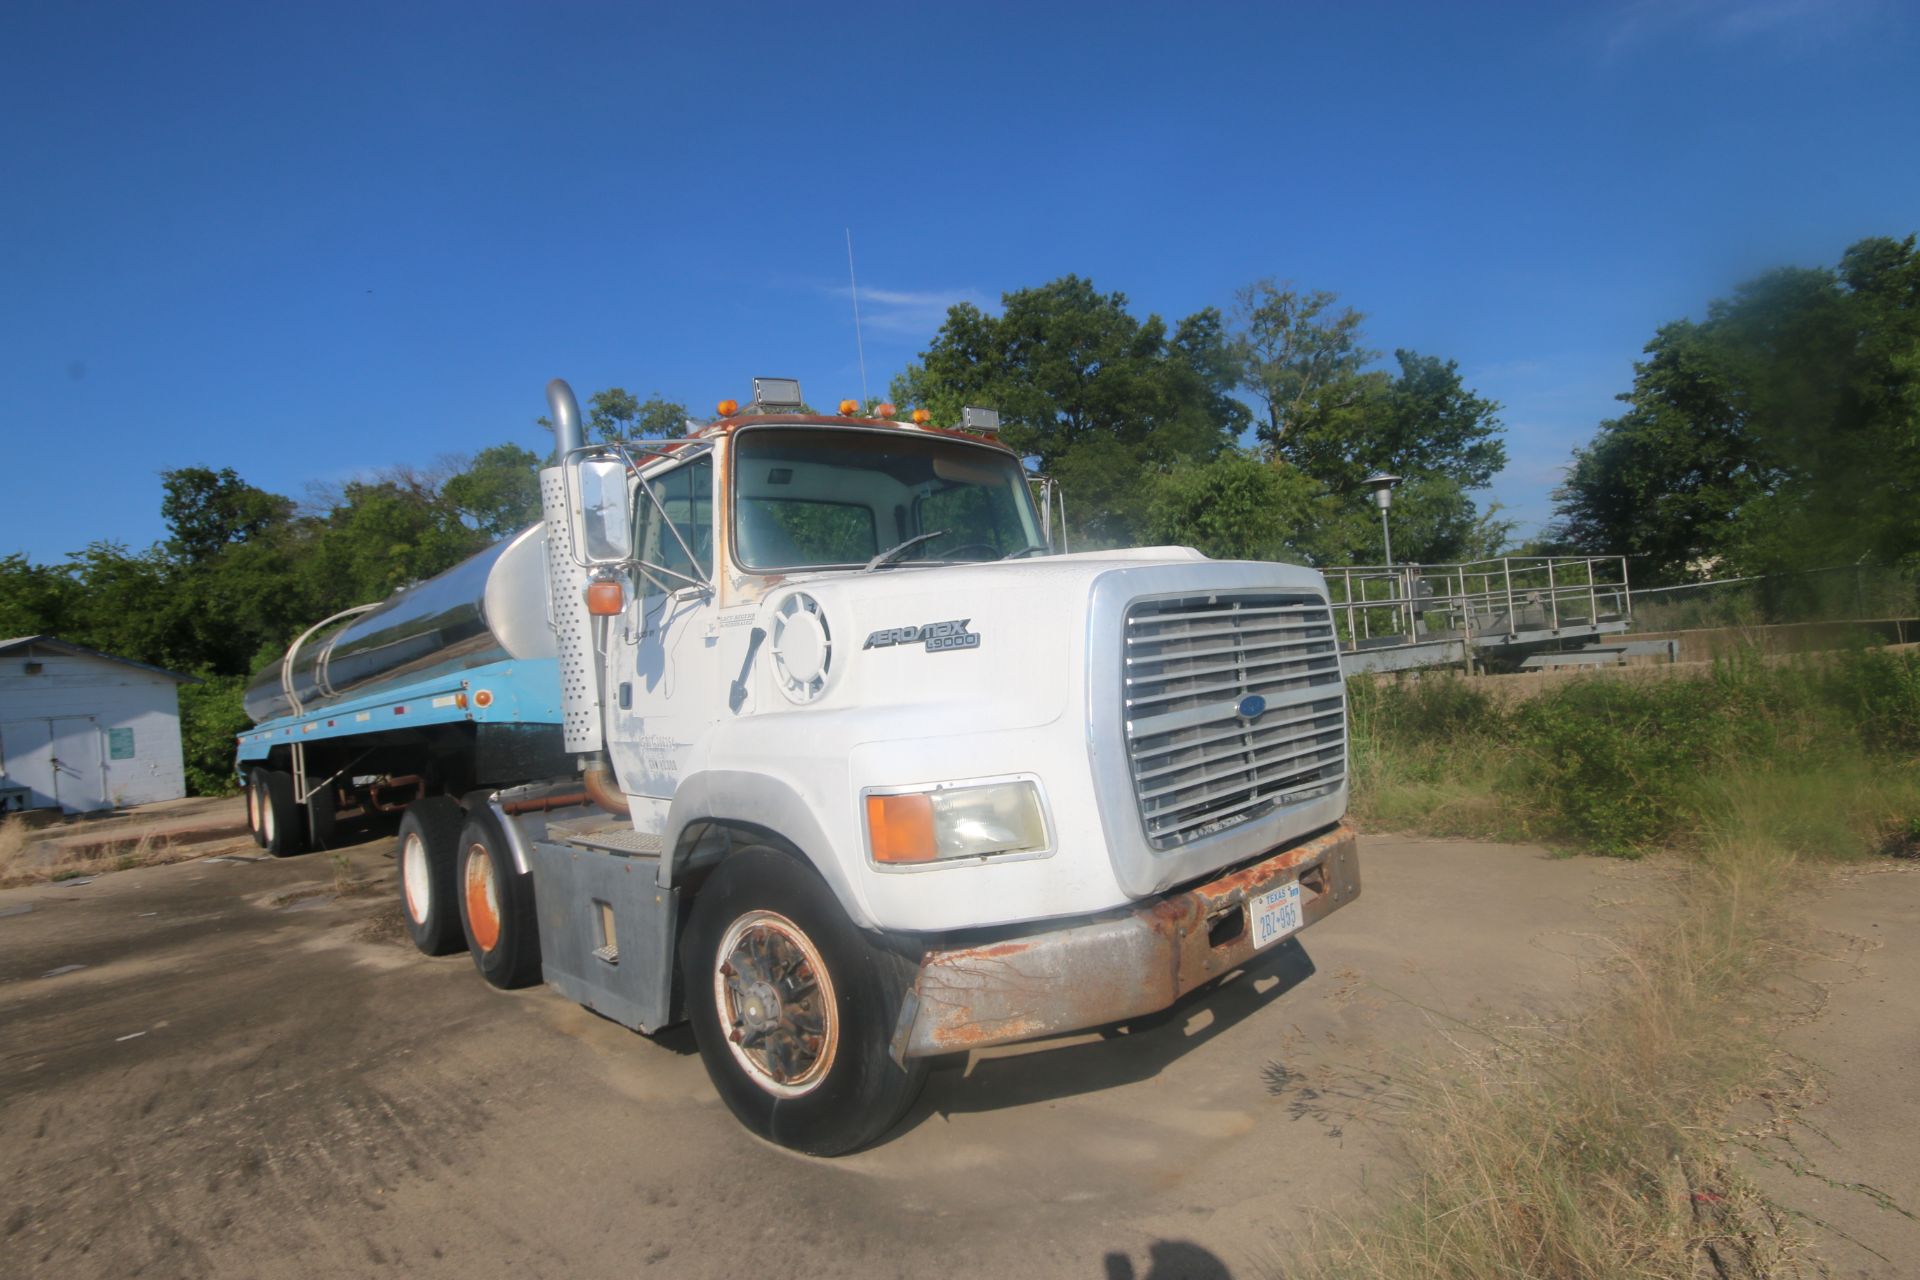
[[603, 453, 720, 814]]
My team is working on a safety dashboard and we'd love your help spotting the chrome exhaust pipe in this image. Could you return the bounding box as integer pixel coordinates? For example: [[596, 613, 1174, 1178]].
[[546, 378, 586, 456]]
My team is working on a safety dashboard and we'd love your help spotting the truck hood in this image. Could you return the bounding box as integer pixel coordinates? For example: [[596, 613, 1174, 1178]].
[[750, 546, 1211, 732]]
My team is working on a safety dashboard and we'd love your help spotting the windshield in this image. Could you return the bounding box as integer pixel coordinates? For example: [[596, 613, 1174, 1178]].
[[732, 427, 1044, 572]]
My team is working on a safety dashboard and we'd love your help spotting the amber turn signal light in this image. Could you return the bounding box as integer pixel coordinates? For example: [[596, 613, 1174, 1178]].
[[585, 579, 625, 616], [866, 793, 937, 864]]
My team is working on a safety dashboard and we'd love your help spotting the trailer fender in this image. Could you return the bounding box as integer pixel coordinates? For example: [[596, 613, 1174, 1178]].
[[665, 770, 874, 931]]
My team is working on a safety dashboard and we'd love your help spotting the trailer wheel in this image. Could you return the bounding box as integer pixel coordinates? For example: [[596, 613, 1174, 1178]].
[[682, 846, 928, 1156], [396, 797, 465, 956], [456, 808, 541, 989], [245, 770, 267, 848], [259, 769, 306, 858]]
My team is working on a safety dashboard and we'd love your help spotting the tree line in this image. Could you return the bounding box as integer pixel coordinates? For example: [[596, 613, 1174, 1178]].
[[1550, 234, 1920, 585], [4, 240, 1912, 790]]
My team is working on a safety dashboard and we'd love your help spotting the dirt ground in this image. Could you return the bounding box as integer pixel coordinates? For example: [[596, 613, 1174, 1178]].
[[0, 829, 1912, 1279]]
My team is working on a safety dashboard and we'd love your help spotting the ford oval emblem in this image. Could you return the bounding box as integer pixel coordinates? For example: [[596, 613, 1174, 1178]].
[[1237, 694, 1267, 720]]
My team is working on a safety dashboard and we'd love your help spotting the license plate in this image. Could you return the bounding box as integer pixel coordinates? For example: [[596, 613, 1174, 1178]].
[[1250, 881, 1303, 949]]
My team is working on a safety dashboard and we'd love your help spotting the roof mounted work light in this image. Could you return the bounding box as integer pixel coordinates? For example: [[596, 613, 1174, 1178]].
[[751, 377, 805, 411], [961, 406, 1001, 436]]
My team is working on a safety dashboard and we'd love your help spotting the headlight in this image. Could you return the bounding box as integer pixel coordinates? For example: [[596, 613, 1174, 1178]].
[[865, 779, 1049, 866]]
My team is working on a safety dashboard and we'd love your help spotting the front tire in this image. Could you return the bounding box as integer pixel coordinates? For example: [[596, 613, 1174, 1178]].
[[682, 846, 928, 1156], [396, 797, 465, 956], [455, 808, 542, 989]]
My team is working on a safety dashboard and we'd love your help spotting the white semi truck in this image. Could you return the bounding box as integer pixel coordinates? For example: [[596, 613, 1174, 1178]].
[[236, 378, 1359, 1155]]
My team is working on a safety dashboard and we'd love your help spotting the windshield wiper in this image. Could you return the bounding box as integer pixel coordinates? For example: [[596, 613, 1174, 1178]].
[[864, 530, 950, 573], [1001, 544, 1048, 560]]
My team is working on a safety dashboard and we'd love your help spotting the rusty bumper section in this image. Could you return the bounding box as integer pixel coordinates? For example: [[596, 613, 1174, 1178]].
[[891, 821, 1359, 1062]]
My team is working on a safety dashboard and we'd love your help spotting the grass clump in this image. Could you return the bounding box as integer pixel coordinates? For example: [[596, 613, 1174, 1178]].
[[1288, 840, 1802, 1280], [1348, 646, 1920, 858], [1293, 645, 1920, 1278]]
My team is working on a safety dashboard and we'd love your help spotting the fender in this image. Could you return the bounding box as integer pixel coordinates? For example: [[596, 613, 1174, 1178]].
[[665, 768, 876, 931]]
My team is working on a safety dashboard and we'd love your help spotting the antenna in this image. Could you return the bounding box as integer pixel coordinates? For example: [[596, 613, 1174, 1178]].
[[846, 227, 869, 408]]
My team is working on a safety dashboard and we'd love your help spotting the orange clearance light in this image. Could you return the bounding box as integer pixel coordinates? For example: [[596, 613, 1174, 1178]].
[[585, 579, 625, 616], [875, 402, 896, 418], [911, 408, 931, 424], [716, 398, 740, 416], [838, 398, 859, 416], [866, 793, 937, 864], [473, 689, 494, 708]]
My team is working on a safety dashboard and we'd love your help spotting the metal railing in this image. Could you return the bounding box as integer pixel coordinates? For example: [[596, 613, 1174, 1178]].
[[1326, 556, 1632, 653]]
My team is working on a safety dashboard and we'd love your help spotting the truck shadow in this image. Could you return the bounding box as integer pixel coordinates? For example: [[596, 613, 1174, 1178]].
[[904, 937, 1317, 1126], [1103, 1238, 1237, 1279]]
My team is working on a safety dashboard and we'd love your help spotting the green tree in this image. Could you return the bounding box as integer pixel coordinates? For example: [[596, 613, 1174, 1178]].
[[587, 388, 689, 442], [160, 467, 292, 564], [895, 276, 1243, 544], [1554, 234, 1920, 582], [442, 444, 543, 536], [1232, 280, 1373, 454]]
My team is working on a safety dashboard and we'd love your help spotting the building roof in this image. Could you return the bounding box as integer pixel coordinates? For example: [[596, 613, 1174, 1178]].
[[0, 636, 201, 685]]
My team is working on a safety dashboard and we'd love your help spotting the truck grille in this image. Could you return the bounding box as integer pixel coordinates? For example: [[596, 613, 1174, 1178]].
[[1123, 593, 1346, 849]]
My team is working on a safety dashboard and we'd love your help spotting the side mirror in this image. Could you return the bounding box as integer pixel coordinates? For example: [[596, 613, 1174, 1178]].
[[571, 457, 634, 564]]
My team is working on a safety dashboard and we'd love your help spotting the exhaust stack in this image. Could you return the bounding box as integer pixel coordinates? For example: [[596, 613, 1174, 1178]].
[[547, 378, 586, 456]]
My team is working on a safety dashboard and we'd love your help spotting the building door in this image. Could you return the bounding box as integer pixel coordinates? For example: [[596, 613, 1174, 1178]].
[[1, 719, 57, 809], [50, 717, 108, 812]]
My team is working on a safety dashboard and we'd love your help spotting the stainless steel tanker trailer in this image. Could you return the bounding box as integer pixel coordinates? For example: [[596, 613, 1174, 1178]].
[[236, 377, 1361, 1154]]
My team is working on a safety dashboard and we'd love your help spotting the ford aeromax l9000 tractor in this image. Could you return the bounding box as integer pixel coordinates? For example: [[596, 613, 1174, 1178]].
[[236, 378, 1359, 1155]]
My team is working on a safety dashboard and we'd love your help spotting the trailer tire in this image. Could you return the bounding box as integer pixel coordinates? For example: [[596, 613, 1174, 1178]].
[[259, 769, 306, 858], [456, 808, 541, 989], [397, 797, 465, 956], [682, 846, 928, 1156], [245, 770, 268, 848]]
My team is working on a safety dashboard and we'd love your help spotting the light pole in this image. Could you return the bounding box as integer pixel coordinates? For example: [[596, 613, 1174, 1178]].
[[1364, 472, 1402, 567]]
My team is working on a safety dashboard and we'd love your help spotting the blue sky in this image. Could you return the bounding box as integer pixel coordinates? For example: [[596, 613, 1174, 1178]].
[[4, 0, 1916, 562]]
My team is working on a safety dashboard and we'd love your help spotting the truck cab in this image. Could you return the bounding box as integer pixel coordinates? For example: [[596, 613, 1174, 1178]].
[[237, 377, 1359, 1156]]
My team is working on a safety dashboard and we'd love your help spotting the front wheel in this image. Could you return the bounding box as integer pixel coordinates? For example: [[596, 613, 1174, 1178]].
[[682, 846, 928, 1156]]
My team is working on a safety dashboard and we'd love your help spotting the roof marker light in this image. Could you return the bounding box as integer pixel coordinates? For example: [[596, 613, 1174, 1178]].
[[911, 409, 931, 424], [751, 377, 805, 409], [716, 399, 740, 417], [838, 399, 859, 415], [875, 402, 896, 418]]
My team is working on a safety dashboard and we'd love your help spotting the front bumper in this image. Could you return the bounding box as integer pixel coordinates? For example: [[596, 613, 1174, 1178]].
[[890, 821, 1360, 1061]]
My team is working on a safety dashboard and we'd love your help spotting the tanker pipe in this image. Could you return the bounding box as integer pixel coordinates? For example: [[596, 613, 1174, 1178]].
[[581, 753, 631, 816], [547, 378, 586, 457]]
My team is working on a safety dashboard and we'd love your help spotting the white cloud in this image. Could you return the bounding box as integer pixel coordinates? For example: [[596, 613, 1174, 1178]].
[[1599, 0, 1879, 60], [822, 284, 993, 338]]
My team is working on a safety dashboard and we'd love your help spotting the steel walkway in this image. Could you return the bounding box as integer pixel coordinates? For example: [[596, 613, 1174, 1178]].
[[1326, 556, 1633, 674]]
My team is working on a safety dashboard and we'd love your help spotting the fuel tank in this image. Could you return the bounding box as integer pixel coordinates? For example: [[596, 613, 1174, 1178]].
[[243, 523, 556, 724]]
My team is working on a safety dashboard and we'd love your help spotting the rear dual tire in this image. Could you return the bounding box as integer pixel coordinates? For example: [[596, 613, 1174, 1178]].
[[249, 768, 305, 858], [397, 797, 465, 956], [456, 807, 542, 990]]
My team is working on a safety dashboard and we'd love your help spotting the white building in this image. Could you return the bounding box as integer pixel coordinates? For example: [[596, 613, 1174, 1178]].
[[0, 637, 196, 814]]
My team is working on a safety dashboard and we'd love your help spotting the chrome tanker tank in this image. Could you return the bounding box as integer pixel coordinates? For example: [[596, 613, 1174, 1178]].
[[243, 523, 556, 724]]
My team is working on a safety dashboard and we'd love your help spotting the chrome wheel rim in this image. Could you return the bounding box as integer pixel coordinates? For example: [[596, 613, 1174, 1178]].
[[402, 831, 431, 924], [713, 910, 838, 1097]]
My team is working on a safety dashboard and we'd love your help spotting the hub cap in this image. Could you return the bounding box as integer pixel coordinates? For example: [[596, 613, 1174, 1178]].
[[713, 910, 838, 1097], [464, 843, 501, 951], [402, 831, 431, 924]]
